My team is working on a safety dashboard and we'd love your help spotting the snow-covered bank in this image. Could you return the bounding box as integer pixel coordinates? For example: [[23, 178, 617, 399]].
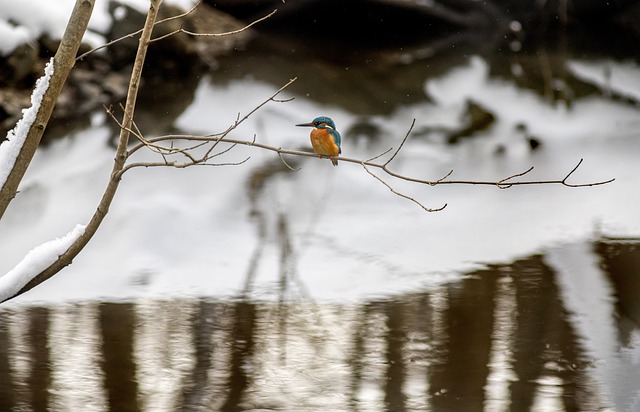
[[0, 0, 198, 55]]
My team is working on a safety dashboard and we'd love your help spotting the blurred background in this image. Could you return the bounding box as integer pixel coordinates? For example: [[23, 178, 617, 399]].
[[0, 0, 639, 410]]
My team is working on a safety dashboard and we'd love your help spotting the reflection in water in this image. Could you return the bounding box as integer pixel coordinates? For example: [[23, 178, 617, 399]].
[[99, 302, 138, 411], [50, 304, 106, 410], [0, 239, 638, 411]]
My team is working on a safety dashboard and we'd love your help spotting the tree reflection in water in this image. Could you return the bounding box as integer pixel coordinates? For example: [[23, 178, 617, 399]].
[[0, 239, 638, 411]]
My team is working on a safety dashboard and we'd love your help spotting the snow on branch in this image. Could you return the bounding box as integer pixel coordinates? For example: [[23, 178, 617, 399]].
[[0, 224, 85, 302], [0, 58, 55, 191]]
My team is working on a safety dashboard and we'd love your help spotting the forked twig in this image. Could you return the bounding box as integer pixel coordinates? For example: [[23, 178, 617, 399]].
[[561, 158, 604, 187], [497, 166, 535, 189], [363, 164, 447, 212]]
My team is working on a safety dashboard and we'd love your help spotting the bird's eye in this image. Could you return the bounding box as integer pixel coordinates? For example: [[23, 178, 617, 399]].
[[313, 122, 320, 126]]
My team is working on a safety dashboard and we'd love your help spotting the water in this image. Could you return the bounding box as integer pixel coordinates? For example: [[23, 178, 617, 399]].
[[1, 239, 638, 410], [2, 5, 640, 410]]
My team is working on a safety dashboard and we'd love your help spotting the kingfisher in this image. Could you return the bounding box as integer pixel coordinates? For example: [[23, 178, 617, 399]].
[[296, 116, 342, 166]]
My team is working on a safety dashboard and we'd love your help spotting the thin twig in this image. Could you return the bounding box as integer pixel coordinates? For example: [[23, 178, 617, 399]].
[[76, 1, 203, 61], [384, 118, 415, 166], [123, 156, 250, 173], [561, 158, 606, 187], [150, 9, 277, 43], [278, 152, 301, 171], [106, 104, 200, 164], [497, 166, 535, 189], [200, 77, 296, 160], [367, 147, 393, 162], [434, 170, 454, 185], [363, 164, 447, 212], [205, 142, 238, 160]]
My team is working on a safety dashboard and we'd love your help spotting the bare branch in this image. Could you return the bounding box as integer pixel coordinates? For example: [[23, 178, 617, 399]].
[[123, 156, 251, 172], [435, 169, 454, 184], [108, 81, 612, 213], [127, 133, 614, 191], [233, 78, 296, 129], [156, 1, 202, 25]]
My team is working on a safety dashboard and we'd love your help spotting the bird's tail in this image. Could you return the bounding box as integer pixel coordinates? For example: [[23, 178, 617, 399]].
[[331, 157, 338, 166]]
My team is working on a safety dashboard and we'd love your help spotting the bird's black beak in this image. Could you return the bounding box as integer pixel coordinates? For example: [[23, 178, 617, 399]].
[[296, 122, 315, 127]]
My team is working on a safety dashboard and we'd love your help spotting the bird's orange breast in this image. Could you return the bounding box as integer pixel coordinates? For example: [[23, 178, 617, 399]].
[[310, 128, 340, 157]]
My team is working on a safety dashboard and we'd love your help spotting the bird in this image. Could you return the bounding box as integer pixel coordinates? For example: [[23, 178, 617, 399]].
[[296, 116, 342, 166]]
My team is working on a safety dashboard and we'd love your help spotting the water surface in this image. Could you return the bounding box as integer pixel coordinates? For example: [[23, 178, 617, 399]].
[[1, 11, 640, 411]]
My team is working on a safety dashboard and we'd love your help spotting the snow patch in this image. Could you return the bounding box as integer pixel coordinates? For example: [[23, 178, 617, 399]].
[[0, 0, 199, 56], [568, 59, 640, 102], [0, 19, 31, 55]]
